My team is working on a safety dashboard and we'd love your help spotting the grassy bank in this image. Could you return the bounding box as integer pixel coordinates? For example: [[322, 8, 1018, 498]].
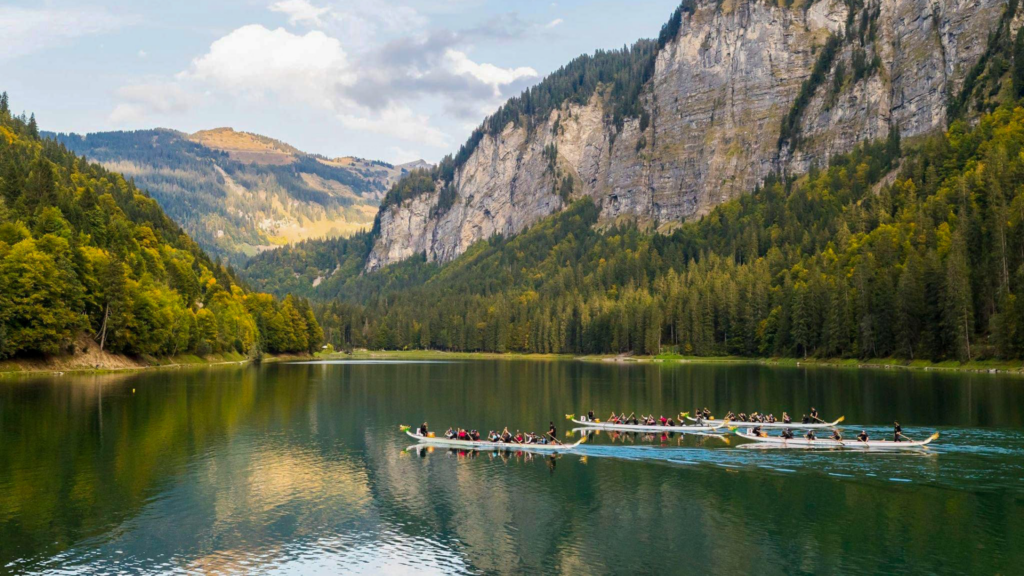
[[319, 349, 1024, 375], [0, 347, 311, 377]]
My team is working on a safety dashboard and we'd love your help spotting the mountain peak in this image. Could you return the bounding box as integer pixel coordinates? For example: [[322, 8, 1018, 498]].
[[188, 127, 300, 165]]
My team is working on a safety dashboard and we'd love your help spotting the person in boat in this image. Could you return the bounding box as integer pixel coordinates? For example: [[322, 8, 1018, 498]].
[[831, 429, 843, 442], [810, 407, 821, 423], [781, 428, 795, 439], [702, 407, 712, 419], [659, 415, 668, 426], [514, 430, 524, 443], [767, 414, 776, 424], [894, 421, 903, 442], [857, 430, 869, 442], [805, 430, 816, 441], [608, 412, 619, 424], [802, 414, 810, 424], [737, 412, 748, 422], [782, 412, 792, 424], [445, 427, 456, 439], [471, 430, 481, 441], [695, 413, 704, 426], [488, 430, 499, 442], [457, 428, 469, 441], [501, 427, 512, 442], [548, 421, 559, 443], [666, 416, 676, 426], [418, 422, 429, 436], [751, 425, 765, 438], [587, 410, 595, 422]]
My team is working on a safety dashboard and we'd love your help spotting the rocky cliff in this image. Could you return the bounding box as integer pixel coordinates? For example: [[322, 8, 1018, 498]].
[[366, 0, 1010, 271]]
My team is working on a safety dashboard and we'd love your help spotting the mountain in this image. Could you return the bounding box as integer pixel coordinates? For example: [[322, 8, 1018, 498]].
[[0, 95, 321, 360], [365, 0, 1011, 271], [240, 0, 1024, 362], [47, 127, 425, 264]]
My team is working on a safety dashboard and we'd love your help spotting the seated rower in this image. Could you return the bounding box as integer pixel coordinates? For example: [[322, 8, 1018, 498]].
[[751, 425, 765, 438], [445, 427, 456, 439], [659, 415, 668, 426], [608, 412, 619, 424], [702, 407, 712, 419], [831, 429, 843, 442], [801, 414, 810, 424], [501, 427, 512, 442], [488, 430, 499, 442], [857, 430, 869, 442], [805, 430, 816, 441], [666, 417, 676, 426], [738, 412, 748, 422], [418, 422, 429, 436], [471, 430, 481, 441], [457, 428, 468, 441], [514, 430, 524, 443], [767, 414, 776, 424], [782, 412, 792, 424], [781, 428, 795, 440]]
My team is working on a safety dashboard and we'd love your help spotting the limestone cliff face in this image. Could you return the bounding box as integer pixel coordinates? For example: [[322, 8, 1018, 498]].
[[366, 0, 1009, 272]]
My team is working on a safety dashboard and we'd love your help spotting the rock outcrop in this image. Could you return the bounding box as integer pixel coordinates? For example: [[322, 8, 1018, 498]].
[[367, 0, 1010, 272]]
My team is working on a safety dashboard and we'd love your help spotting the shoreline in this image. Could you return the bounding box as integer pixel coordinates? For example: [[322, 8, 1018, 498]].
[[0, 351, 313, 378], [333, 350, 1024, 376]]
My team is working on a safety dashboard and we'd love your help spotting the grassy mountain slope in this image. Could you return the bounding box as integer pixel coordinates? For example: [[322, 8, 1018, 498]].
[[0, 94, 322, 360], [48, 127, 422, 264]]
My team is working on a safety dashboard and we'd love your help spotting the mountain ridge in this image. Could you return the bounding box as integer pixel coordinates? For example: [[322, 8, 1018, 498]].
[[47, 127, 426, 264]]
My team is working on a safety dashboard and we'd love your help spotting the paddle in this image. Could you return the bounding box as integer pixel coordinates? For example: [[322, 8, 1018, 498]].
[[546, 432, 564, 445]]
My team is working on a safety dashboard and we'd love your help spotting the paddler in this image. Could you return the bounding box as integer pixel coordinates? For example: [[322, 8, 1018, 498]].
[[782, 412, 792, 424], [781, 428, 794, 439], [702, 407, 711, 419], [548, 421, 559, 443], [501, 427, 512, 442], [801, 414, 810, 424], [659, 415, 668, 426], [751, 425, 764, 438], [831, 429, 843, 442], [514, 430, 524, 443], [471, 430, 481, 441], [857, 430, 869, 442], [810, 407, 820, 422], [608, 412, 619, 424], [418, 422, 429, 436], [587, 410, 595, 422], [805, 430, 816, 441], [893, 421, 903, 442]]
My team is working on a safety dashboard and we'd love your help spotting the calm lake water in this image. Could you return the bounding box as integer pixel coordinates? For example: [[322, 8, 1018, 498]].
[[2, 360, 1023, 574]]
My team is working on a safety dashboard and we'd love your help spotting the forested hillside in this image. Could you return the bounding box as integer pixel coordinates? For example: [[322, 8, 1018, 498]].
[[246, 92, 1024, 361], [49, 128, 414, 264], [0, 94, 322, 360]]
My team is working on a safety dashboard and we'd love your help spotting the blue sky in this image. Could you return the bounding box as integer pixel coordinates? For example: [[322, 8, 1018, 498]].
[[0, 0, 679, 163]]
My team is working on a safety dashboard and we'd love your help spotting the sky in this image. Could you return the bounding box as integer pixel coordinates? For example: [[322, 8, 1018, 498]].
[[0, 0, 680, 164]]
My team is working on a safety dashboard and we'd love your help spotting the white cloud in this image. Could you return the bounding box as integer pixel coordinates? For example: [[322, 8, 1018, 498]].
[[444, 50, 538, 97], [108, 82, 198, 124], [545, 18, 563, 29], [269, 0, 330, 27], [338, 105, 449, 149], [182, 25, 354, 108], [0, 6, 137, 61]]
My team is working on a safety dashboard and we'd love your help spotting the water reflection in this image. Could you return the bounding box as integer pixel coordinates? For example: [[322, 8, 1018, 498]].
[[1, 361, 1022, 574]]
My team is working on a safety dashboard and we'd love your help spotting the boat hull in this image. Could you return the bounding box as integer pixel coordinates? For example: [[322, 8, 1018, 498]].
[[735, 430, 937, 450], [406, 431, 582, 451], [571, 419, 725, 434], [687, 416, 844, 429]]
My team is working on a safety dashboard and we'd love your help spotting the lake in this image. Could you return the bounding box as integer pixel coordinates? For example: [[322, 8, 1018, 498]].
[[2, 360, 1023, 574]]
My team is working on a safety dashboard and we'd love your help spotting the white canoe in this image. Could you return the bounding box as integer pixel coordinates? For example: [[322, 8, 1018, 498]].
[[735, 430, 939, 450], [687, 416, 845, 429], [406, 431, 584, 451], [571, 419, 726, 434]]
